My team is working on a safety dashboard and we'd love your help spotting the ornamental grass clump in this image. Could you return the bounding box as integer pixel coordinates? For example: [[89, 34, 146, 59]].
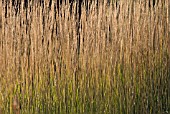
[[0, 0, 169, 113]]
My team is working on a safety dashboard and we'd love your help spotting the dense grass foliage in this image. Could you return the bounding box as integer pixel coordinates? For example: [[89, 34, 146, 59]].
[[0, 0, 169, 114]]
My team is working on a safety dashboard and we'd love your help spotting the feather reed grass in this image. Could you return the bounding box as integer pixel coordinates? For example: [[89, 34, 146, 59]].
[[0, 0, 169, 113]]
